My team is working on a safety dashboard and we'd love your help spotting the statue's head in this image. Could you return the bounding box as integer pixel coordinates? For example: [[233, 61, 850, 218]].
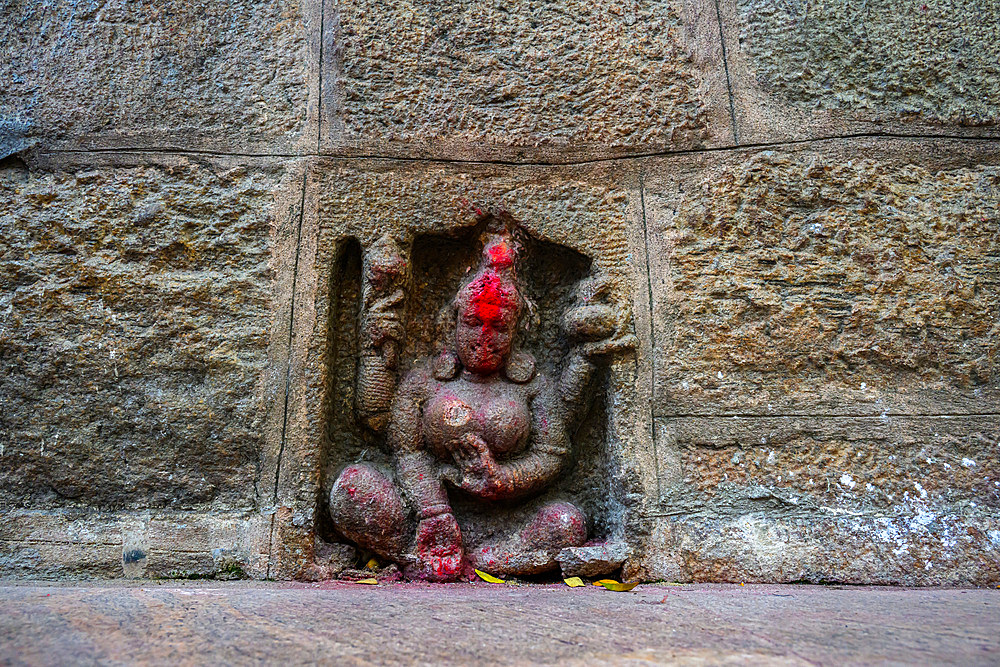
[[453, 229, 523, 376]]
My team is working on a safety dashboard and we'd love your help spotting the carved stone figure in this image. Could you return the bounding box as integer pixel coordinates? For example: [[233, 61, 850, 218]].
[[355, 234, 409, 431], [329, 221, 633, 580]]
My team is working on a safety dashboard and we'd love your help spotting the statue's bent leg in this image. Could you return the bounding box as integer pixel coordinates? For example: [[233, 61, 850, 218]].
[[470, 501, 587, 576], [329, 463, 411, 560]]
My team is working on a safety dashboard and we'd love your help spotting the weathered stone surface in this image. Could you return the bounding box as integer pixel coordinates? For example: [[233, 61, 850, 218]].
[[0, 0, 318, 154], [2, 0, 999, 588], [324, 0, 727, 159], [0, 509, 271, 580], [634, 143, 1000, 584], [661, 415, 999, 512], [558, 542, 630, 577], [725, 0, 1000, 141], [638, 513, 1000, 585], [0, 159, 293, 511], [645, 146, 1000, 415], [737, 0, 1000, 124], [3, 583, 1000, 664], [646, 413, 1000, 585]]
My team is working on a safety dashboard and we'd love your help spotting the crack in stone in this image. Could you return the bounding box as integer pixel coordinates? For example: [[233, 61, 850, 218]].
[[712, 0, 740, 144], [317, 0, 327, 154], [35, 131, 1000, 168], [266, 172, 308, 579], [638, 171, 664, 504]]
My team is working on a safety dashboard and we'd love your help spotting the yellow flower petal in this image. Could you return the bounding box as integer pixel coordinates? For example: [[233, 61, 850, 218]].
[[563, 577, 586, 587], [475, 569, 505, 584]]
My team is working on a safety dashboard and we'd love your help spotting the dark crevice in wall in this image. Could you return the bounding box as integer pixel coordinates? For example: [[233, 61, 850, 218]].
[[0, 154, 30, 174], [35, 131, 1000, 168], [315, 238, 364, 545]]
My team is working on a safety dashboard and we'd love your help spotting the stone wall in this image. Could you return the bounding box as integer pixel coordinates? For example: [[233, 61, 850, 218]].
[[2, 0, 997, 584]]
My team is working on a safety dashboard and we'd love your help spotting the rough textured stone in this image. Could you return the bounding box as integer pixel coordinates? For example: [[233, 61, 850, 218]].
[[2, 583, 999, 665], [558, 542, 630, 577], [0, 509, 270, 580], [638, 514, 1000, 586], [664, 415, 999, 512], [636, 144, 1000, 584], [646, 149, 1000, 415], [735, 0, 1000, 127], [0, 0, 317, 153], [2, 0, 999, 588], [645, 412, 1000, 585], [325, 0, 720, 159], [0, 159, 290, 511]]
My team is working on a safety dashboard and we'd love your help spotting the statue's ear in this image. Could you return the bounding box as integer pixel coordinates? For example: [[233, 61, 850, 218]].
[[432, 349, 461, 381], [504, 350, 536, 384]]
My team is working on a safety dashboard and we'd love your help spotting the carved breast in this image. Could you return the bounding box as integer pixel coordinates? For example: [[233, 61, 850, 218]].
[[423, 379, 531, 462]]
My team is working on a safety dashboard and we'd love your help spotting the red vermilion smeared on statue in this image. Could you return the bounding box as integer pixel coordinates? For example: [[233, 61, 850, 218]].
[[486, 240, 515, 268], [467, 271, 518, 327]]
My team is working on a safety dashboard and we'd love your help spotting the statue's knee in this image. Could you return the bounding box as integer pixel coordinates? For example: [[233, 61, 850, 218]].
[[329, 464, 409, 555], [526, 501, 588, 548], [331, 464, 397, 514], [329, 465, 366, 508]]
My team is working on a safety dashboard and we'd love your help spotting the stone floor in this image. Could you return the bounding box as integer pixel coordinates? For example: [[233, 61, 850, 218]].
[[0, 582, 997, 665]]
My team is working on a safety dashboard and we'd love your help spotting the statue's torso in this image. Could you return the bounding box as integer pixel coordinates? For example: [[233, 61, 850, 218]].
[[422, 373, 532, 462]]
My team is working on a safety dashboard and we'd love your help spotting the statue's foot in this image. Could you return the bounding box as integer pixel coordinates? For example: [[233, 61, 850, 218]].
[[329, 464, 410, 559], [470, 501, 587, 576], [403, 512, 474, 582]]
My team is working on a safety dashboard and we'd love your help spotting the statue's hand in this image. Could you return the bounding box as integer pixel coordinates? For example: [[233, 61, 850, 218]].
[[441, 434, 504, 499], [414, 512, 466, 581], [366, 303, 404, 353], [563, 275, 636, 359], [444, 433, 489, 467]]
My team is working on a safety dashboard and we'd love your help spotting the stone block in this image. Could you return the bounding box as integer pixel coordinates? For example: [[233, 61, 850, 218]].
[[634, 140, 1000, 584], [637, 513, 1000, 586], [558, 542, 630, 577], [322, 0, 733, 160], [0, 509, 270, 579], [0, 157, 299, 513], [0, 0, 320, 154], [644, 143, 1000, 417], [721, 0, 1000, 142], [658, 415, 999, 513]]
